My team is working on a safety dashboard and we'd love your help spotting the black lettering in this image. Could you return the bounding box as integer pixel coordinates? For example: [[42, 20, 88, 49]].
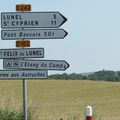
[[53, 14, 57, 19], [51, 20, 56, 25], [3, 21, 8, 26]]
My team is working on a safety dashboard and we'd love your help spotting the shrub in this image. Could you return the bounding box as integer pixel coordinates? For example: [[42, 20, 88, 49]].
[[0, 91, 40, 120]]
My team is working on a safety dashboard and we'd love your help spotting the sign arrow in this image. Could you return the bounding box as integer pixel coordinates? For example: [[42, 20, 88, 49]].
[[1, 29, 68, 40], [3, 59, 70, 71], [1, 12, 67, 28]]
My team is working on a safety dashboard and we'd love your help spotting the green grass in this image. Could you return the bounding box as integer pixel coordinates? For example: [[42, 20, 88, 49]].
[[0, 80, 120, 120]]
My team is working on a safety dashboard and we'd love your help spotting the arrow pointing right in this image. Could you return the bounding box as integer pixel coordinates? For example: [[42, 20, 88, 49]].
[[1, 29, 68, 40], [1, 12, 67, 28], [3, 59, 70, 71]]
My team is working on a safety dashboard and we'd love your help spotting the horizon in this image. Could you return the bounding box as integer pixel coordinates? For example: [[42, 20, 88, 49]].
[[0, 0, 120, 76]]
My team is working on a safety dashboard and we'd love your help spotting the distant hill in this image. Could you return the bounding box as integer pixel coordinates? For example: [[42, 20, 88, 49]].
[[48, 70, 120, 82]]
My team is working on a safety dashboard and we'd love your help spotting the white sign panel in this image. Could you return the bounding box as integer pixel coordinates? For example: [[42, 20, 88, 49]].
[[1, 29, 68, 40], [3, 59, 70, 71], [0, 70, 47, 79], [1, 12, 67, 28], [0, 48, 44, 59]]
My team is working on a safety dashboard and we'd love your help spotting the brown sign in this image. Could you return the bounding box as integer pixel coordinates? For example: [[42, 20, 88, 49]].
[[16, 40, 31, 48], [16, 4, 31, 11]]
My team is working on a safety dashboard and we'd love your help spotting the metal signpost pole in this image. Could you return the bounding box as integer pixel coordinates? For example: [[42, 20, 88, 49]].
[[23, 78, 27, 120], [22, 47, 27, 120], [22, 39, 28, 120], [22, 40, 28, 120], [16, 4, 32, 120]]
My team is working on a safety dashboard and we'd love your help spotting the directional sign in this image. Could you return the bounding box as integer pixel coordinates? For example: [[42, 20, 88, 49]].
[[1, 12, 67, 28], [16, 4, 31, 12], [0, 70, 47, 79], [16, 40, 30, 48], [0, 48, 44, 59], [1, 29, 68, 40], [3, 59, 70, 71]]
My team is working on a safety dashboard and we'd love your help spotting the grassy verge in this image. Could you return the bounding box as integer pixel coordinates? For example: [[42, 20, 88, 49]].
[[0, 80, 119, 120], [0, 91, 41, 120]]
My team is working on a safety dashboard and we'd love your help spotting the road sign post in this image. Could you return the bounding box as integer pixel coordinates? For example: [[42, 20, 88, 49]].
[[16, 5, 33, 120], [1, 3, 69, 120], [23, 79, 27, 120]]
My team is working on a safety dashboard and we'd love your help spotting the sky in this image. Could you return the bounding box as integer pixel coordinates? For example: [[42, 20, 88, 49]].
[[0, 0, 120, 75]]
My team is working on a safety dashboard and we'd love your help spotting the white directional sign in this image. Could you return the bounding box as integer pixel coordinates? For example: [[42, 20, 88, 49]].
[[1, 29, 68, 40], [3, 59, 70, 71], [0, 48, 44, 59], [1, 12, 67, 28], [0, 70, 47, 79]]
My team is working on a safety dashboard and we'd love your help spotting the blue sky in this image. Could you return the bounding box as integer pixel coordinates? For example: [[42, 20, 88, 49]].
[[0, 0, 120, 74]]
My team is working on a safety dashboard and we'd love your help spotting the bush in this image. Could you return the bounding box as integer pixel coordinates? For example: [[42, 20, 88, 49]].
[[0, 108, 22, 120], [0, 92, 40, 120]]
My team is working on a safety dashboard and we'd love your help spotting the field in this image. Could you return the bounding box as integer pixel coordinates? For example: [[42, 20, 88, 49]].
[[0, 80, 120, 120]]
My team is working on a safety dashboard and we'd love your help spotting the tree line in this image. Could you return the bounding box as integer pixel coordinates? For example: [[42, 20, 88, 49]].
[[48, 70, 120, 82]]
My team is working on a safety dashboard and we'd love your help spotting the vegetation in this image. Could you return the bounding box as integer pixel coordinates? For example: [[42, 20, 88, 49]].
[[0, 80, 120, 120], [0, 92, 40, 120], [0, 69, 120, 120], [49, 70, 120, 81], [0, 108, 23, 120]]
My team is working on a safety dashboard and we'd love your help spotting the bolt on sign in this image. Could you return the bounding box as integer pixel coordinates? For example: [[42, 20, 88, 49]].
[[16, 4, 31, 12], [16, 40, 30, 48]]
